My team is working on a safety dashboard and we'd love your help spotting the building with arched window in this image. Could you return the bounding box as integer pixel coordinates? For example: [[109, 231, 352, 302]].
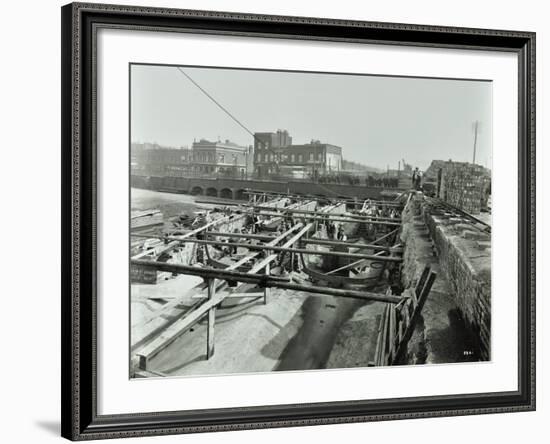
[[191, 139, 251, 178]]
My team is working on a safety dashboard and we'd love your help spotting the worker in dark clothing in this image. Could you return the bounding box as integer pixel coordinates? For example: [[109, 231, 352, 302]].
[[330, 224, 335, 240], [412, 167, 419, 189], [228, 228, 239, 255]]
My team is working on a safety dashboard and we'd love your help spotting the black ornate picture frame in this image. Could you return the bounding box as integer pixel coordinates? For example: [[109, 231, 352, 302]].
[[61, 2, 535, 440]]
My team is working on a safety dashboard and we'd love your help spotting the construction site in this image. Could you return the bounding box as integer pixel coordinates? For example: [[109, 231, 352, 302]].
[[129, 162, 492, 378]]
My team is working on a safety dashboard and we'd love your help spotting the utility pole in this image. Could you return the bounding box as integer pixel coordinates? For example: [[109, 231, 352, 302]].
[[472, 120, 480, 165]]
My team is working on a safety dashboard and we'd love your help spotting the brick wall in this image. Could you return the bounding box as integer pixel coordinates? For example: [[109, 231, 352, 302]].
[[423, 205, 491, 360]]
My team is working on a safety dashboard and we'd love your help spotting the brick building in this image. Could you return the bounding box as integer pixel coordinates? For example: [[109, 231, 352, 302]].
[[254, 129, 293, 151], [191, 139, 251, 178], [131, 139, 252, 178], [287, 141, 342, 176], [253, 130, 342, 179], [253, 130, 292, 177]]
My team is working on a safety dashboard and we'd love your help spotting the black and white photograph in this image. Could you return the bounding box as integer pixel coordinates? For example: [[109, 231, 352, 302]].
[[0, 0, 543, 442], [129, 64, 492, 378]]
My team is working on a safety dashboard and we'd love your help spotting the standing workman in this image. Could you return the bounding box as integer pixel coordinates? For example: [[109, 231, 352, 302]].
[[415, 170, 422, 190], [412, 167, 419, 189], [228, 228, 239, 255]]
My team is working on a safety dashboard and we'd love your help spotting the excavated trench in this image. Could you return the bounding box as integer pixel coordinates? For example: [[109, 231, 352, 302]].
[[399, 194, 486, 365]]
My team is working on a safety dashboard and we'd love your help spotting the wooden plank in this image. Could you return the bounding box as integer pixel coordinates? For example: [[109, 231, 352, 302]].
[[131, 261, 403, 303], [373, 316, 384, 367], [405, 191, 413, 208], [137, 290, 226, 369], [176, 239, 403, 262], [192, 292, 263, 299], [302, 238, 402, 252], [255, 211, 401, 226], [136, 222, 306, 342], [259, 200, 315, 227], [247, 205, 399, 222], [398, 320, 404, 344], [132, 224, 305, 349], [415, 271, 438, 315], [403, 302, 411, 329], [132, 196, 288, 260], [392, 269, 437, 365], [371, 228, 400, 245], [131, 232, 174, 238], [206, 279, 216, 359], [251, 223, 313, 272], [326, 250, 386, 275], [375, 309, 388, 366], [136, 226, 400, 369], [415, 265, 431, 297], [134, 240, 404, 369], [408, 288, 418, 310], [133, 369, 167, 378], [263, 263, 270, 304], [388, 305, 396, 362], [408, 298, 415, 318], [204, 231, 274, 241], [379, 305, 391, 366], [131, 213, 241, 260], [244, 190, 404, 207]]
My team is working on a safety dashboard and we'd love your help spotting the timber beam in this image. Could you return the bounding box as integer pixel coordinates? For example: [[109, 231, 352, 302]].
[[302, 238, 403, 252], [254, 211, 402, 226], [131, 259, 402, 304], [204, 231, 274, 241], [178, 239, 403, 262], [244, 190, 403, 206], [245, 205, 400, 222]]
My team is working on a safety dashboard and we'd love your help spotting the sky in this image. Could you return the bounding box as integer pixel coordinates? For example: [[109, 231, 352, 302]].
[[130, 64, 492, 171]]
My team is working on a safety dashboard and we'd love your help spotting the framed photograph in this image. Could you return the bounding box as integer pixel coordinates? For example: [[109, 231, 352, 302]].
[[61, 2, 536, 440]]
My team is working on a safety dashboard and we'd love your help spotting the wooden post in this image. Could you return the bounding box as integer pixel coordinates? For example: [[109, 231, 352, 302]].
[[373, 314, 383, 366], [388, 302, 396, 362], [378, 305, 390, 366], [392, 269, 437, 365], [264, 263, 270, 304], [415, 266, 431, 298], [206, 279, 216, 359]]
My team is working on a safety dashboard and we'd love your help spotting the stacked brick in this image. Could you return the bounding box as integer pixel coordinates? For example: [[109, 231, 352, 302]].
[[437, 162, 491, 214]]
